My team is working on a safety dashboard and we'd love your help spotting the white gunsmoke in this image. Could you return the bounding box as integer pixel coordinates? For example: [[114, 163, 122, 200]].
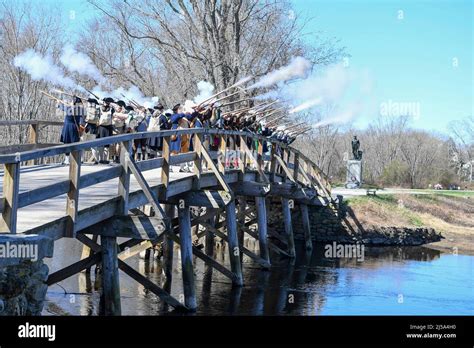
[[14, 49, 78, 90], [60, 44, 106, 84], [289, 98, 323, 114], [194, 81, 215, 104], [249, 56, 312, 89]]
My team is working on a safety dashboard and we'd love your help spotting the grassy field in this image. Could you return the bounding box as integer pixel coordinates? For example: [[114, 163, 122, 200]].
[[344, 192, 474, 254]]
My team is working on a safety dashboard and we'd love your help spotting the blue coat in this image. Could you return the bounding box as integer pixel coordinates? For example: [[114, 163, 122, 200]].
[[59, 104, 83, 144], [170, 113, 186, 153]]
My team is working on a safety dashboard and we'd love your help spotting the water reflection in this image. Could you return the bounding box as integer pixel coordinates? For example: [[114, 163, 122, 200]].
[[44, 238, 473, 316]]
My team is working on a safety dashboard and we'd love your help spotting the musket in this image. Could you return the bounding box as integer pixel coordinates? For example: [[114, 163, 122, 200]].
[[253, 100, 281, 113], [221, 104, 259, 116], [40, 90, 72, 106], [291, 127, 313, 136], [257, 107, 286, 121], [120, 93, 141, 108], [285, 122, 307, 131], [196, 76, 253, 107], [219, 97, 254, 109], [51, 88, 87, 100], [265, 113, 288, 126], [84, 87, 101, 100]]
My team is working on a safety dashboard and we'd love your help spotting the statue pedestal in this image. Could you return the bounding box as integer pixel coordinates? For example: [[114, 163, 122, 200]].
[[346, 160, 362, 189]]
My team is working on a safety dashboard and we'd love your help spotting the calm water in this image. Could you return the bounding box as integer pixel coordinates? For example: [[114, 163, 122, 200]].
[[43, 239, 474, 316]]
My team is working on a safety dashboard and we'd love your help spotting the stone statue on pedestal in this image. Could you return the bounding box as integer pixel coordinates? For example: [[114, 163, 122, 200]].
[[351, 135, 362, 160], [346, 135, 363, 188]]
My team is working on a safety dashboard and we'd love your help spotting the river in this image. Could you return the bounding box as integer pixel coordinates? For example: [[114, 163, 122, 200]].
[[43, 239, 474, 315]]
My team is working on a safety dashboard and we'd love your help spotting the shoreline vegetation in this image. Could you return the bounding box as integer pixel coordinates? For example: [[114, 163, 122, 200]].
[[341, 191, 474, 255]]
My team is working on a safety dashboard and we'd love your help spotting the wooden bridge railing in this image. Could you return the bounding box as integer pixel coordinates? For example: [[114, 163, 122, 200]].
[[0, 119, 63, 165], [0, 126, 332, 235]]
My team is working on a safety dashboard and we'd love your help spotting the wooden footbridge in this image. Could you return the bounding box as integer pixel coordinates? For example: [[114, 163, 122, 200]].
[[0, 121, 333, 314]]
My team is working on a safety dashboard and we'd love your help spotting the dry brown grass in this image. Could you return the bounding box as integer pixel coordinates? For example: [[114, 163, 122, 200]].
[[347, 193, 474, 254]]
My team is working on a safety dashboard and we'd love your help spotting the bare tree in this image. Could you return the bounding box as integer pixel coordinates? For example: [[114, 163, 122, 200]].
[[84, 0, 345, 101], [0, 0, 64, 145]]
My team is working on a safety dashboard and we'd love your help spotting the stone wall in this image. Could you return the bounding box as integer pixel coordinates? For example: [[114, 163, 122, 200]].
[[0, 235, 53, 316], [0, 259, 50, 315], [264, 199, 442, 246]]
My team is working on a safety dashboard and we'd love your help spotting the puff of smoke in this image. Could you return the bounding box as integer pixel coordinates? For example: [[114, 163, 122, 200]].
[[184, 100, 197, 114], [313, 102, 364, 128], [91, 85, 158, 107], [277, 64, 372, 128], [14, 49, 80, 91], [249, 56, 312, 89], [289, 98, 323, 114], [60, 44, 106, 84], [194, 81, 215, 104]]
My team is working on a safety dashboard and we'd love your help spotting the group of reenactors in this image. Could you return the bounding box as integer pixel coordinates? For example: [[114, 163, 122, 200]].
[[54, 91, 311, 167]]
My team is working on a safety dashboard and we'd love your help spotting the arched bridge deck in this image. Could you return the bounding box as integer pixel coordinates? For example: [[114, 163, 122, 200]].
[[0, 123, 334, 313]]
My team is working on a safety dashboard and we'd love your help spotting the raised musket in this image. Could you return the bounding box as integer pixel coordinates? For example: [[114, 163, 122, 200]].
[[51, 88, 88, 101], [40, 90, 72, 106], [196, 76, 253, 107]]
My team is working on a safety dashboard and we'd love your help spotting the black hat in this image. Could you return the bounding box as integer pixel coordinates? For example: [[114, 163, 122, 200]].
[[117, 100, 126, 107], [125, 105, 134, 111], [103, 97, 114, 103], [87, 98, 99, 104], [148, 108, 154, 114], [172, 104, 181, 113], [154, 103, 164, 110], [73, 96, 82, 104]]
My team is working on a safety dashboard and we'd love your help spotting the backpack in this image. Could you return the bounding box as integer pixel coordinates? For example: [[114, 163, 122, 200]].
[[99, 109, 113, 126], [86, 106, 100, 124]]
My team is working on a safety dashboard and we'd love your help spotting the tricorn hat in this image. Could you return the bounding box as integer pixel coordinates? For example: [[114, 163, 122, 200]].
[[154, 103, 164, 110], [87, 98, 99, 104], [116, 100, 126, 107], [125, 105, 134, 111], [103, 97, 114, 104], [172, 104, 181, 113]]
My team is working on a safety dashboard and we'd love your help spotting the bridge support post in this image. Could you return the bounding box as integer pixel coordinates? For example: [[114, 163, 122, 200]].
[[205, 212, 217, 256], [225, 200, 244, 286], [163, 204, 175, 281], [281, 198, 296, 258], [255, 196, 270, 264], [100, 236, 121, 315], [300, 204, 313, 250], [237, 197, 246, 263], [178, 206, 197, 311]]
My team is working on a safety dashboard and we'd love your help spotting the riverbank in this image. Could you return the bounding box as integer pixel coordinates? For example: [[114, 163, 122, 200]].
[[342, 192, 474, 255]]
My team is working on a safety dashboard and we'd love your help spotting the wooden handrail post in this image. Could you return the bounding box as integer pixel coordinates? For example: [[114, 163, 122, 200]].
[[239, 135, 247, 179], [257, 139, 264, 174], [118, 140, 132, 215], [293, 152, 300, 184], [27, 123, 38, 166], [193, 134, 203, 190], [219, 134, 227, 174], [269, 142, 277, 182], [0, 162, 20, 233], [65, 150, 82, 237], [161, 136, 171, 200]]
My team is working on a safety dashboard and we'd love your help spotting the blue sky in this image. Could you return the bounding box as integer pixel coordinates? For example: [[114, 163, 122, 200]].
[[291, 0, 473, 133], [40, 0, 473, 134]]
